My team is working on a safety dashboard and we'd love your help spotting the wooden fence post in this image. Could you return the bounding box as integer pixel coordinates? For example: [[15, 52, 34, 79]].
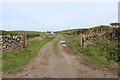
[[80, 33, 83, 47], [23, 32, 27, 48]]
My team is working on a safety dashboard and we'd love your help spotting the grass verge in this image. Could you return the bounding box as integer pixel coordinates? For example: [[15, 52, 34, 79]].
[[2, 36, 55, 73], [62, 34, 118, 66], [53, 38, 61, 56]]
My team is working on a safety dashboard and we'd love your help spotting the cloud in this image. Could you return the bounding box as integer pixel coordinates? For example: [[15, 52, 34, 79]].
[[0, 0, 119, 2], [1, 2, 118, 31]]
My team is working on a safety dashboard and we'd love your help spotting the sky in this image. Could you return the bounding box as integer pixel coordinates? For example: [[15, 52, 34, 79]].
[[0, 1, 118, 32]]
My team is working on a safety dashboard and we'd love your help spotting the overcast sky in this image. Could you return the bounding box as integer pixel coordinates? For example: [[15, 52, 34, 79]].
[[0, 2, 118, 31]]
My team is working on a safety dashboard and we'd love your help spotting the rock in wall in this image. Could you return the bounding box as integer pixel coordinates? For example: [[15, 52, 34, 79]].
[[0, 35, 24, 51]]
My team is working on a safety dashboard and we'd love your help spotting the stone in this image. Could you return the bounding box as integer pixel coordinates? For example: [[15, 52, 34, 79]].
[[2, 35, 24, 51]]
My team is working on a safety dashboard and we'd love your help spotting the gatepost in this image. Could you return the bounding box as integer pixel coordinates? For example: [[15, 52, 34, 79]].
[[80, 33, 83, 47], [23, 32, 27, 48]]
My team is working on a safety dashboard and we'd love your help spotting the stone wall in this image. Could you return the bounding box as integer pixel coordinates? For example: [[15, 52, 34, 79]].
[[81, 32, 118, 47], [0, 35, 24, 51], [80, 34, 99, 47], [83, 34, 99, 47]]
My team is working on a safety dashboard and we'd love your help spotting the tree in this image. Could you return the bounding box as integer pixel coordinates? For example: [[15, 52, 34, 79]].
[[110, 23, 120, 27], [110, 23, 120, 37]]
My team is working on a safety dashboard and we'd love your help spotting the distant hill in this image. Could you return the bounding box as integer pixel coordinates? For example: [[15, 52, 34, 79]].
[[0, 30, 45, 39], [57, 25, 112, 35]]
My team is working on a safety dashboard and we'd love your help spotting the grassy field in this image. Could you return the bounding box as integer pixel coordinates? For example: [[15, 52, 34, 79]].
[[62, 34, 118, 66], [2, 36, 55, 73], [1, 30, 45, 39]]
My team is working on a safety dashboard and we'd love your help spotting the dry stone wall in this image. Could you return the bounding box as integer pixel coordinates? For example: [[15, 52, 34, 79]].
[[83, 34, 99, 47], [81, 34, 99, 47], [0, 35, 24, 51], [81, 32, 118, 47]]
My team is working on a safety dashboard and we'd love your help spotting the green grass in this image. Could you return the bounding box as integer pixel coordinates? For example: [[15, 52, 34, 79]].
[[62, 34, 118, 66], [2, 36, 55, 73], [0, 55, 1, 72], [53, 38, 61, 56]]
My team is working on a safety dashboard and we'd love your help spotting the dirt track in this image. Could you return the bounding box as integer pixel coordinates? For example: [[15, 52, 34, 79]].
[[3, 34, 118, 78]]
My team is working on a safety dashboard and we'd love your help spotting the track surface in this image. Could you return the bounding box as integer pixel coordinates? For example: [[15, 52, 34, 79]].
[[3, 34, 118, 78]]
